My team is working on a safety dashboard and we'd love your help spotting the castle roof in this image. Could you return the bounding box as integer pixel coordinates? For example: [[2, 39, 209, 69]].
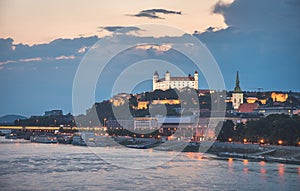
[[158, 76, 195, 82]]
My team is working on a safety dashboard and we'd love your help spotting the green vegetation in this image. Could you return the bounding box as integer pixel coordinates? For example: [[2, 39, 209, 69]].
[[216, 114, 300, 146], [75, 88, 203, 127]]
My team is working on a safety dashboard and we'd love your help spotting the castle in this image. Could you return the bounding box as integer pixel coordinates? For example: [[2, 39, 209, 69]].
[[153, 71, 198, 91]]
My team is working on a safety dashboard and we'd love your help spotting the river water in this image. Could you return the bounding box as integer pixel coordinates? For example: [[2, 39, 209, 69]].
[[0, 137, 299, 191]]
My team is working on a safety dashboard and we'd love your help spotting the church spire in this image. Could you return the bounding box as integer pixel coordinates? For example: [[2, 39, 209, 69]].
[[234, 71, 242, 92]]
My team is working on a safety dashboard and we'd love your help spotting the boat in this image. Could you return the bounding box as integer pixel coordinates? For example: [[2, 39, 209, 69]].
[[71, 134, 87, 146], [79, 132, 117, 147], [5, 133, 17, 139], [57, 135, 72, 144], [125, 140, 162, 149], [30, 135, 58, 144]]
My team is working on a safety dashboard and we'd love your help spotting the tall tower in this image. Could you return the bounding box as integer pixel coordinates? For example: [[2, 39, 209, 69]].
[[153, 71, 159, 90], [232, 71, 243, 110], [165, 71, 171, 89], [165, 70, 170, 81], [194, 70, 198, 89]]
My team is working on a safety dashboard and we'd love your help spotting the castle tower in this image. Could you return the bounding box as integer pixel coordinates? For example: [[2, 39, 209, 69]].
[[153, 71, 159, 90], [232, 71, 243, 110], [165, 70, 170, 81], [165, 71, 171, 89], [194, 70, 198, 89]]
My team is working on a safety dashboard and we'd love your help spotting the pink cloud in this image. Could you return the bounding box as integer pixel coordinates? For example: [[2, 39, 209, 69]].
[[55, 55, 76, 60], [19, 57, 42, 62], [0, 60, 16, 66]]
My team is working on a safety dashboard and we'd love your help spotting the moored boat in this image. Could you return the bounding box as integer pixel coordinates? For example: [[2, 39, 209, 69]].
[[71, 134, 87, 146], [30, 135, 58, 144]]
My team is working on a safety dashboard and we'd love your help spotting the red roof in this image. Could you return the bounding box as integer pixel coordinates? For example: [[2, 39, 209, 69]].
[[238, 103, 260, 113]]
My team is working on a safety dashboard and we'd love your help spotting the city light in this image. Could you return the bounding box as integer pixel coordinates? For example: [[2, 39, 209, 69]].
[[228, 138, 232, 142], [278, 140, 283, 145], [260, 139, 265, 144], [243, 138, 247, 143]]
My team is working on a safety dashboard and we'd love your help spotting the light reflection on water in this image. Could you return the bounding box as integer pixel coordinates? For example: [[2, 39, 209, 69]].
[[0, 138, 299, 191], [243, 159, 249, 174], [277, 164, 285, 177]]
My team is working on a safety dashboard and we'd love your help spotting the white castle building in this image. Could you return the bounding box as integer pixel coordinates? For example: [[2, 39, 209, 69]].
[[153, 71, 198, 91]]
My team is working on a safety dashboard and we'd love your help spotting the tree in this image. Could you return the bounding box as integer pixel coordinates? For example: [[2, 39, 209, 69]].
[[216, 120, 235, 142]]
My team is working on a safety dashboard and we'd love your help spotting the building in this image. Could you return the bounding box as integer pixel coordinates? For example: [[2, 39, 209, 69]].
[[238, 103, 260, 113], [137, 99, 180, 110], [153, 71, 198, 91], [253, 107, 297, 116], [110, 93, 131, 107], [137, 101, 149, 110], [44, 110, 63, 117], [106, 119, 134, 130], [134, 117, 158, 130], [151, 99, 180, 105], [271, 92, 288, 102], [231, 71, 244, 110]]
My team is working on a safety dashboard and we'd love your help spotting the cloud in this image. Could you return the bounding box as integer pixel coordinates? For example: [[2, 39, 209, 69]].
[[19, 57, 42, 62], [98, 26, 141, 34], [143, 9, 182, 15], [195, 0, 300, 91], [78, 46, 88, 53], [99, 26, 126, 32], [213, 0, 300, 32], [1, 0, 300, 116], [0, 36, 99, 69], [135, 44, 172, 52], [130, 8, 182, 19], [55, 55, 76, 60], [0, 60, 16, 66]]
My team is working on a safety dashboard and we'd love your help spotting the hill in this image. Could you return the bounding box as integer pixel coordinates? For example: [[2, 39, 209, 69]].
[[0, 115, 27, 125]]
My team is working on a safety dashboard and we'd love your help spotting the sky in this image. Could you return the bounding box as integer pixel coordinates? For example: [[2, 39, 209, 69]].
[[0, 0, 300, 117], [0, 0, 231, 45]]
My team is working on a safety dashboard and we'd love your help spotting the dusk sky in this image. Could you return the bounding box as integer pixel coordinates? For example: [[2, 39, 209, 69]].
[[1, 0, 300, 117]]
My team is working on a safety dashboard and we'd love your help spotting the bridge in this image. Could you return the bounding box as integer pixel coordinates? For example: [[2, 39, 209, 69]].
[[0, 126, 106, 132]]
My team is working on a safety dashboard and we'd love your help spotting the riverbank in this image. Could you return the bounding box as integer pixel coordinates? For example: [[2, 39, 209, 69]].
[[2, 131, 300, 165], [205, 142, 300, 164], [207, 142, 300, 159]]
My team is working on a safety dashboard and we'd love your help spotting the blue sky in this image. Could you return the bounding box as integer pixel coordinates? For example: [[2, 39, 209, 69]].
[[0, 0, 299, 116]]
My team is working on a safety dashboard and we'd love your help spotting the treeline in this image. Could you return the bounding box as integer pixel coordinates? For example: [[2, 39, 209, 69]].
[[216, 114, 300, 146], [16, 113, 75, 127]]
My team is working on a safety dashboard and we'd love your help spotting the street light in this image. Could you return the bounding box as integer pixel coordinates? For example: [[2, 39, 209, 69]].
[[260, 139, 265, 144], [278, 140, 283, 145], [103, 118, 107, 127]]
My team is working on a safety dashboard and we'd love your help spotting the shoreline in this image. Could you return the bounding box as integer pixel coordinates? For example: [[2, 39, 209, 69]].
[[2, 135, 300, 165], [205, 141, 300, 165]]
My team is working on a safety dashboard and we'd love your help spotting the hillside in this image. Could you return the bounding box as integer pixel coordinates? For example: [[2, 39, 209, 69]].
[[0, 115, 27, 125]]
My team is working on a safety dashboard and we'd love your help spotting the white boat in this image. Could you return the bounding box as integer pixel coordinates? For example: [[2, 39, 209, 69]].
[[82, 132, 114, 147], [30, 135, 58, 144]]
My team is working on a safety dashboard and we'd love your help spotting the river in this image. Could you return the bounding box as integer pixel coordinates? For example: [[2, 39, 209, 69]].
[[0, 137, 299, 191]]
